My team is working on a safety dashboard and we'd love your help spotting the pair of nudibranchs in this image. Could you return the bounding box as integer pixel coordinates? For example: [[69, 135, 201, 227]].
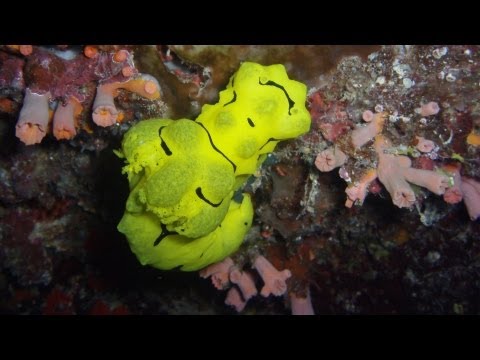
[[116, 62, 311, 271]]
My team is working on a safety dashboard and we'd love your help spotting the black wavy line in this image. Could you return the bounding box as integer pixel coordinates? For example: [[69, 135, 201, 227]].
[[193, 121, 237, 172], [258, 78, 295, 115], [196, 187, 223, 207]]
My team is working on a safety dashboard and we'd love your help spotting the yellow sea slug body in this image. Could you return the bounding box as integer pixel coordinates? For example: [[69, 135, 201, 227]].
[[197, 63, 311, 176], [117, 62, 311, 271]]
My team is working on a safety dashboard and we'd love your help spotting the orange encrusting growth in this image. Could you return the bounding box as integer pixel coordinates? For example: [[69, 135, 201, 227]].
[[83, 46, 98, 59], [6, 45, 33, 56], [113, 50, 129, 63], [0, 98, 16, 113], [466, 130, 480, 146]]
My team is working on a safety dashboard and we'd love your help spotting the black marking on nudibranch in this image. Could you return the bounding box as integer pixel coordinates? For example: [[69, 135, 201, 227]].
[[193, 122, 237, 172], [247, 117, 255, 127], [258, 78, 295, 115], [258, 137, 281, 151], [223, 91, 237, 106], [153, 223, 178, 246], [196, 187, 223, 208], [158, 126, 172, 156]]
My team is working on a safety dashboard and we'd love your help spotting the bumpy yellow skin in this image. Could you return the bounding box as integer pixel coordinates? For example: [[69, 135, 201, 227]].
[[117, 62, 311, 271]]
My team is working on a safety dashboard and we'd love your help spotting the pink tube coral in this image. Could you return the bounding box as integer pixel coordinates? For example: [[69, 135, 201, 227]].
[[443, 164, 463, 204], [403, 167, 450, 195], [375, 135, 449, 208], [253, 255, 291, 297], [201, 257, 256, 313], [351, 112, 386, 148], [375, 136, 416, 208], [83, 46, 98, 59], [442, 166, 480, 221], [419, 101, 440, 117], [225, 287, 247, 312], [53, 96, 82, 140], [461, 178, 480, 220], [200, 255, 299, 313], [315, 146, 347, 172], [362, 110, 375, 122], [290, 288, 314, 315], [316, 111, 386, 173], [415, 136, 436, 153], [199, 257, 234, 290], [92, 83, 120, 127], [113, 50, 129, 63], [345, 169, 378, 208], [229, 268, 258, 301], [92, 74, 161, 127], [4, 45, 32, 56], [120, 74, 160, 99], [15, 89, 51, 145]]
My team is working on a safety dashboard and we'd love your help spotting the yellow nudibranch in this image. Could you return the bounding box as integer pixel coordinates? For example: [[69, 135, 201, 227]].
[[117, 62, 311, 271]]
